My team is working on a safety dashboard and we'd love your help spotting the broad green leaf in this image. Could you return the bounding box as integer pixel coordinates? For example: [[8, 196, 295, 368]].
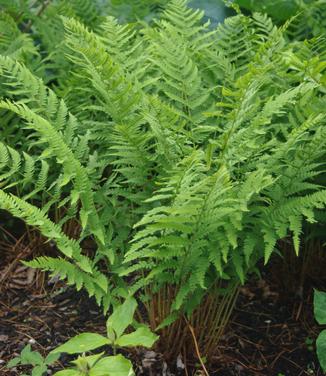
[[317, 330, 326, 371], [20, 346, 44, 366], [45, 352, 61, 364], [53, 370, 80, 376], [32, 364, 47, 376], [7, 357, 20, 368], [106, 297, 137, 339], [70, 190, 80, 205], [71, 355, 89, 372], [314, 290, 326, 325], [71, 353, 104, 368], [115, 327, 158, 348], [51, 333, 110, 354], [93, 227, 106, 246], [89, 355, 134, 376], [232, 252, 244, 284], [20, 344, 32, 357]]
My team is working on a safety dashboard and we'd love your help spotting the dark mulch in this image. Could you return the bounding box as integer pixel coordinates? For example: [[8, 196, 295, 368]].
[[213, 277, 323, 376], [0, 288, 107, 375], [0, 229, 325, 376], [0, 274, 324, 376]]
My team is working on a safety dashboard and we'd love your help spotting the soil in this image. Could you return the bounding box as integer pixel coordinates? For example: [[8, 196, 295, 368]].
[[0, 231, 325, 375], [212, 276, 324, 376]]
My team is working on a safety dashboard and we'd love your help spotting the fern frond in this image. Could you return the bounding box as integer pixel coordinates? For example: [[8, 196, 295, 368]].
[[0, 143, 52, 196], [98, 16, 147, 81], [147, 24, 212, 128], [63, 17, 142, 122], [25, 256, 109, 305], [0, 12, 39, 64], [261, 190, 326, 263], [161, 0, 207, 40], [109, 121, 154, 186], [0, 190, 81, 259], [0, 100, 105, 245]]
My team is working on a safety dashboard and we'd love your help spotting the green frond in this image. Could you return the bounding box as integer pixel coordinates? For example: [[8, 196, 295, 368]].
[[0, 190, 82, 259], [0, 12, 39, 65], [68, 0, 101, 27], [63, 17, 142, 122], [146, 13, 214, 128], [25, 256, 109, 305], [287, 1, 326, 40], [98, 16, 146, 80], [109, 121, 154, 186], [161, 0, 207, 40], [0, 55, 46, 104], [0, 143, 52, 196], [0, 100, 105, 245], [261, 190, 326, 263], [0, 143, 21, 184]]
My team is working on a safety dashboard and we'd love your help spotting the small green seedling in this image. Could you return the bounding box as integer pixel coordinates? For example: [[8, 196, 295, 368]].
[[314, 289, 326, 371], [7, 344, 60, 376], [51, 297, 158, 376], [52, 353, 134, 376]]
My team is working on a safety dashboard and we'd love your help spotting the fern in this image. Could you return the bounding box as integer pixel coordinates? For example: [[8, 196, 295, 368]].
[[27, 256, 108, 305], [0, 12, 39, 63], [0, 0, 325, 321], [98, 16, 147, 80], [235, 0, 326, 40], [0, 82, 106, 262], [0, 190, 81, 259]]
